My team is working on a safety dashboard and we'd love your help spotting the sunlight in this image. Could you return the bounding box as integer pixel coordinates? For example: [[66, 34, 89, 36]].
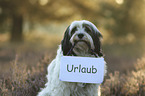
[[115, 0, 124, 5], [39, 0, 49, 6], [126, 33, 135, 43]]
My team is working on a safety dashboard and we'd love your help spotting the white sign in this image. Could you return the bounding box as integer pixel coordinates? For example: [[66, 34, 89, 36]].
[[59, 56, 105, 84]]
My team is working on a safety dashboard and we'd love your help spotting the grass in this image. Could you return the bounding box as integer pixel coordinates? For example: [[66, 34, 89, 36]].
[[102, 57, 145, 96], [0, 54, 49, 96], [0, 33, 145, 96], [0, 53, 145, 96]]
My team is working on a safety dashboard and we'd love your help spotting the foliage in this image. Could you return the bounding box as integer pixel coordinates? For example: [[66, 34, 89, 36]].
[[100, 0, 145, 43], [0, 55, 145, 96], [0, 0, 145, 42], [0, 55, 49, 96], [102, 57, 145, 96]]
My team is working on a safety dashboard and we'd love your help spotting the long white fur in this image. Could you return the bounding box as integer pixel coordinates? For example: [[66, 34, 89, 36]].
[[37, 45, 106, 96], [37, 20, 106, 96], [69, 20, 101, 36]]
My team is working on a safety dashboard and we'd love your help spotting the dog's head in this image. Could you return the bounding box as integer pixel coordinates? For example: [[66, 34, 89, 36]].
[[61, 20, 103, 57]]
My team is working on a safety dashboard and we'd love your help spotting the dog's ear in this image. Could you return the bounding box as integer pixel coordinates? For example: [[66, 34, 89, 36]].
[[61, 25, 72, 55], [92, 28, 103, 57]]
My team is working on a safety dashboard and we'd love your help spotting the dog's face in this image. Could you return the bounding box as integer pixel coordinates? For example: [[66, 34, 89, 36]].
[[61, 20, 103, 57]]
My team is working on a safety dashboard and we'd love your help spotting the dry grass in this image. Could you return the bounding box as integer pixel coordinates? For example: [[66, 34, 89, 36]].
[[0, 33, 145, 95], [101, 57, 145, 96], [0, 55, 145, 96], [0, 54, 49, 96]]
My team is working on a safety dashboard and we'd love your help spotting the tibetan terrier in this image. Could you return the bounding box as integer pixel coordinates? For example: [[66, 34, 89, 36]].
[[37, 20, 106, 96]]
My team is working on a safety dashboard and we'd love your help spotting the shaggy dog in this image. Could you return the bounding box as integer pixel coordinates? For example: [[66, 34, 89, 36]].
[[37, 20, 106, 96]]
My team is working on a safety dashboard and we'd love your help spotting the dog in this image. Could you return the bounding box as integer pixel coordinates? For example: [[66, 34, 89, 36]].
[[37, 20, 106, 96]]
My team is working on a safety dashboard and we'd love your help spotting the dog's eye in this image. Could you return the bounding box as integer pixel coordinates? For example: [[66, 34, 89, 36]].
[[85, 26, 92, 34], [71, 27, 77, 35]]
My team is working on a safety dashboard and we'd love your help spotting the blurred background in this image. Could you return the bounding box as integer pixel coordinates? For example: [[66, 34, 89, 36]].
[[0, 0, 145, 76]]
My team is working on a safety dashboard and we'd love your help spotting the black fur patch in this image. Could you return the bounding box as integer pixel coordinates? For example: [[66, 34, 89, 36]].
[[83, 23, 103, 57], [61, 26, 72, 55], [71, 27, 77, 36]]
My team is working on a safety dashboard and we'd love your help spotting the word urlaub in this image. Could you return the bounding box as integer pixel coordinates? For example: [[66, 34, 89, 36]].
[[67, 64, 97, 74]]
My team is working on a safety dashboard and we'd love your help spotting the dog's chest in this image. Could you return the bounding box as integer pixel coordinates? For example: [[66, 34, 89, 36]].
[[64, 82, 98, 96]]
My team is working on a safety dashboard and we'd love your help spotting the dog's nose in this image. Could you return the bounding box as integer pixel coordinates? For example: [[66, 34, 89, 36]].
[[78, 33, 84, 39]]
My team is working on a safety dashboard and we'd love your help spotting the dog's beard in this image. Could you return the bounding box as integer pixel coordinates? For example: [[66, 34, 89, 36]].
[[72, 40, 92, 56], [69, 32, 95, 56]]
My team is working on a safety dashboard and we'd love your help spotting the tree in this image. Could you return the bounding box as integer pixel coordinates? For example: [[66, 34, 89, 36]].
[[0, 0, 144, 43], [99, 0, 145, 43], [0, 0, 75, 42], [0, 0, 31, 42]]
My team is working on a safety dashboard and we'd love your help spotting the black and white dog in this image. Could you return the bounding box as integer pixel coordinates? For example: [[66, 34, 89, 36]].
[[37, 20, 106, 96]]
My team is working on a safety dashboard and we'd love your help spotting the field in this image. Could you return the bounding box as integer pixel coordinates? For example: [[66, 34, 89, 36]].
[[1, 0, 145, 95], [0, 33, 145, 96]]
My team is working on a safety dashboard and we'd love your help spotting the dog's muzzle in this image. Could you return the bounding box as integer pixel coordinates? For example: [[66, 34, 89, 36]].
[[67, 40, 99, 57]]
